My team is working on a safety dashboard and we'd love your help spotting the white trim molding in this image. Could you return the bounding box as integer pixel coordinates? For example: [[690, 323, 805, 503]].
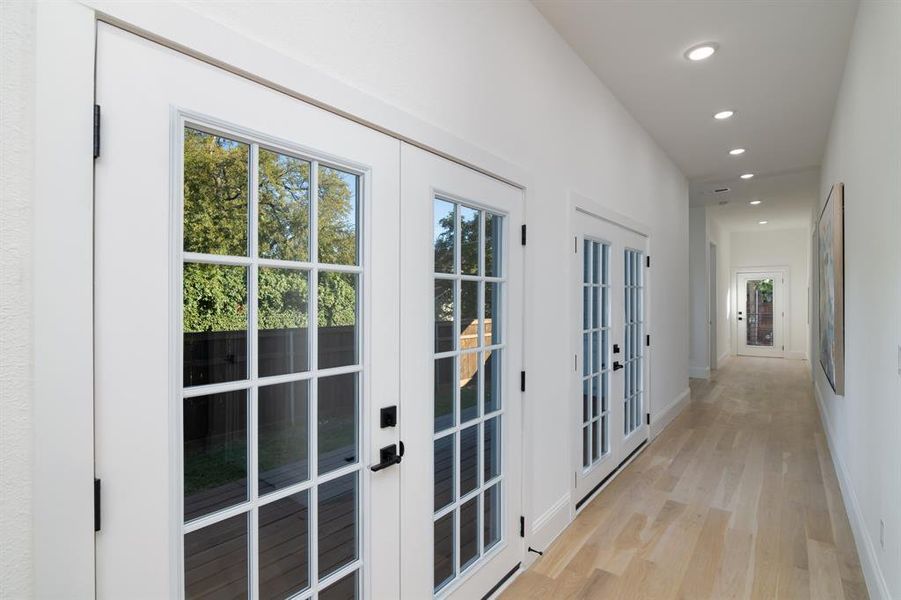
[[651, 387, 691, 440], [524, 493, 571, 568], [689, 366, 711, 380], [813, 379, 890, 600], [717, 351, 732, 367], [33, 2, 96, 597]]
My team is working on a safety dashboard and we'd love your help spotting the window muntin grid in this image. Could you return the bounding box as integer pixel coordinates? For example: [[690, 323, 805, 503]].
[[623, 249, 644, 436], [180, 124, 364, 600], [433, 197, 505, 594], [581, 239, 610, 469]]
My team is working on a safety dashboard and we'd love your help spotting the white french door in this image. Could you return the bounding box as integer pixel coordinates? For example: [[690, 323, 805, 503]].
[[94, 24, 401, 599], [736, 272, 784, 358], [399, 144, 524, 599], [94, 23, 524, 600], [572, 210, 649, 509]]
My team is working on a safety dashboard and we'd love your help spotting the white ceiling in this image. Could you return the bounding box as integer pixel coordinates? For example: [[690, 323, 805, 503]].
[[533, 0, 858, 230]]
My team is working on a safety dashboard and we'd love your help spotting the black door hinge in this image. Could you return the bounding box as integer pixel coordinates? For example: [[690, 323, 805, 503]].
[[646, 413, 651, 425], [521, 224, 527, 246], [93, 105, 101, 159], [646, 334, 650, 347], [520, 371, 526, 392], [94, 478, 101, 532], [519, 516, 525, 538], [646, 255, 650, 268]]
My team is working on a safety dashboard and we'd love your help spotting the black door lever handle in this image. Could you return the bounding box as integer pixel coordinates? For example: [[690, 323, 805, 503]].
[[613, 361, 623, 371], [370, 444, 402, 472]]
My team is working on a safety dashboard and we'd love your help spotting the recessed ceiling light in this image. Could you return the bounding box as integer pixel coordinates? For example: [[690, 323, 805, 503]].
[[740, 173, 754, 179], [685, 43, 718, 61], [749, 200, 761, 205], [729, 148, 746, 156], [758, 220, 768, 225], [714, 110, 734, 120]]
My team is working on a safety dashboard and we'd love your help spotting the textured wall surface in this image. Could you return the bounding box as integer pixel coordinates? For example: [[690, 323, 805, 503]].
[[1, 1, 36, 597]]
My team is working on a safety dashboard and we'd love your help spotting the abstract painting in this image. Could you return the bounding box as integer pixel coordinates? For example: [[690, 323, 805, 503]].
[[818, 183, 844, 395]]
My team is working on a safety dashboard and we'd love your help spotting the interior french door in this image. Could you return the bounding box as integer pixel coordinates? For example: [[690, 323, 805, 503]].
[[95, 24, 401, 599], [736, 272, 784, 358], [572, 210, 649, 509], [95, 23, 524, 600], [399, 144, 524, 598]]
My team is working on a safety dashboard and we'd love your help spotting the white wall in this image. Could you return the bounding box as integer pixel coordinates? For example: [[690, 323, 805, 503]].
[[689, 206, 733, 377], [0, 1, 35, 597], [814, 1, 901, 597], [1, 0, 689, 585], [731, 227, 810, 358], [182, 0, 690, 551]]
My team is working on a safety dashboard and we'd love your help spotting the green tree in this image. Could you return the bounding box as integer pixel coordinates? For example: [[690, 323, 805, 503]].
[[183, 129, 357, 335]]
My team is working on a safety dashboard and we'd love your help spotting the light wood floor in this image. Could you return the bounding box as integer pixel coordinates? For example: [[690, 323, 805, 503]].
[[501, 357, 868, 600]]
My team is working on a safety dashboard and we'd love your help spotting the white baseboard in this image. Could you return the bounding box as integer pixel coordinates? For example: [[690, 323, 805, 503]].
[[717, 351, 731, 367], [689, 366, 710, 379], [813, 380, 890, 600], [523, 494, 571, 568], [785, 351, 807, 360], [651, 387, 690, 440]]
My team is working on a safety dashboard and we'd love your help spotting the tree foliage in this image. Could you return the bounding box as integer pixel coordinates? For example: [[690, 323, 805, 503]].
[[183, 129, 357, 334]]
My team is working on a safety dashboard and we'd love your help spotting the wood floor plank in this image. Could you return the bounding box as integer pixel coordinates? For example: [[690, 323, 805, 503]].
[[500, 357, 868, 600]]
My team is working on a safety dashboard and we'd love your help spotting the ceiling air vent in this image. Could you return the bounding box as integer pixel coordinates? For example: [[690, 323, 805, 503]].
[[714, 187, 730, 193]]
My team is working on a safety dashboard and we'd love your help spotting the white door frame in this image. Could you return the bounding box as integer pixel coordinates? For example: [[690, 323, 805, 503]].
[[568, 193, 652, 515], [732, 266, 789, 358], [709, 242, 717, 371], [34, 2, 537, 595]]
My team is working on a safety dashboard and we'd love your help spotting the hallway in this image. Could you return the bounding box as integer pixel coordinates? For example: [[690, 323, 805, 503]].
[[501, 358, 867, 599]]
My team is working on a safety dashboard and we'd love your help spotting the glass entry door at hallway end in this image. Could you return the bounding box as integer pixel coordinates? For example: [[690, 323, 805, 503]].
[[736, 272, 784, 358], [572, 210, 649, 509]]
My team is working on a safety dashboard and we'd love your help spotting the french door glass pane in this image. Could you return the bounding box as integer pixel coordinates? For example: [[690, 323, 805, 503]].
[[317, 166, 358, 265], [434, 435, 454, 511], [185, 512, 249, 600], [460, 206, 479, 275], [258, 149, 310, 262], [434, 357, 455, 432], [433, 198, 505, 593], [183, 390, 248, 522], [183, 129, 249, 256], [317, 272, 358, 369], [459, 497, 479, 569], [434, 512, 455, 591], [319, 571, 358, 600], [435, 279, 455, 353], [483, 483, 500, 551], [484, 350, 500, 413], [317, 373, 358, 475], [181, 126, 364, 599], [259, 491, 310, 599], [485, 213, 502, 277], [183, 263, 248, 387], [258, 380, 309, 494], [580, 239, 610, 469], [258, 267, 309, 377], [318, 472, 358, 579], [623, 249, 644, 436], [434, 199, 456, 273]]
